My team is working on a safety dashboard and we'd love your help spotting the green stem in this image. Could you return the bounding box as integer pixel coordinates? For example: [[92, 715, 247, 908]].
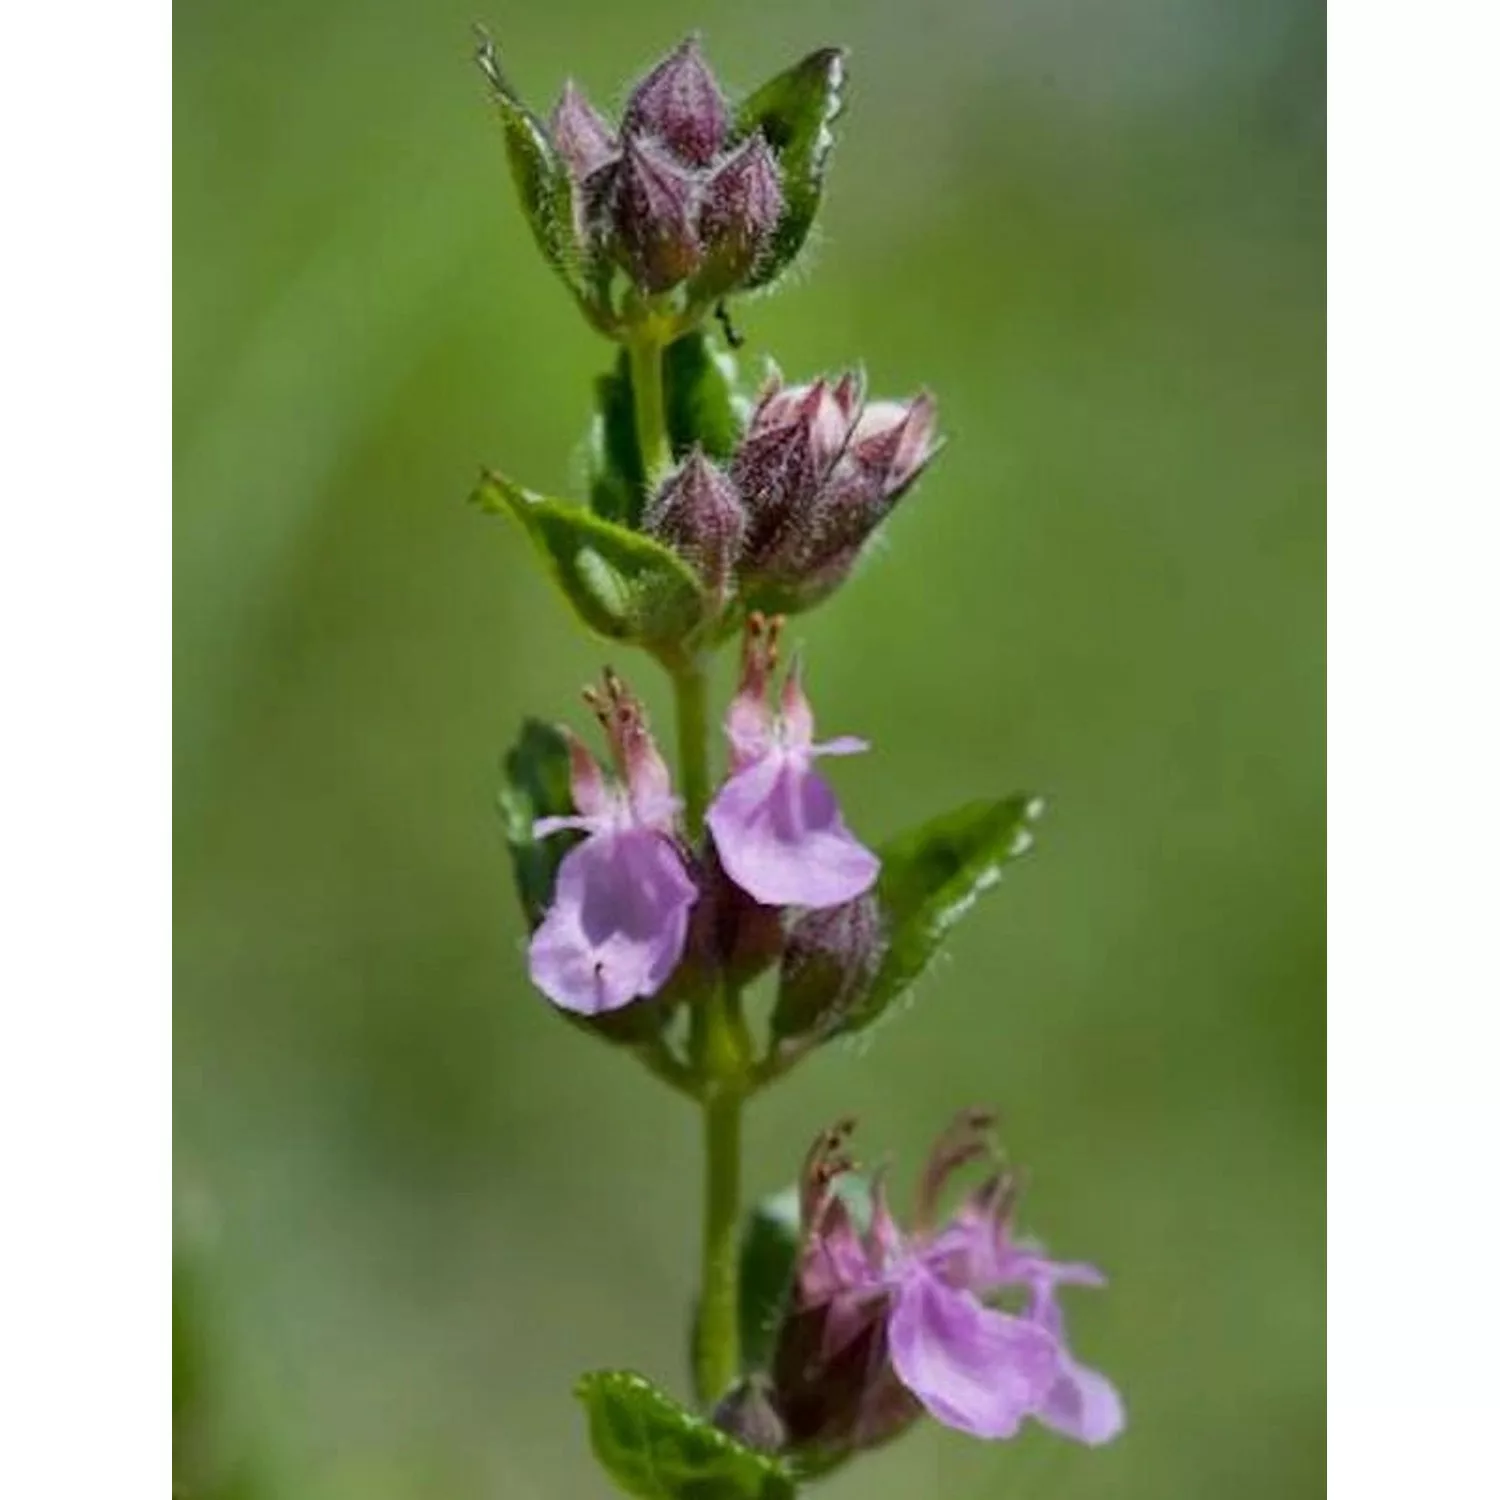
[[628, 332, 673, 486], [638, 321, 744, 1407], [672, 659, 746, 1405], [672, 655, 712, 838], [696, 1052, 743, 1403]]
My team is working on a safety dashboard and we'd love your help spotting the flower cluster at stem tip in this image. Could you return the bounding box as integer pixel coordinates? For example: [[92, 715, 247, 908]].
[[476, 25, 1123, 1487]]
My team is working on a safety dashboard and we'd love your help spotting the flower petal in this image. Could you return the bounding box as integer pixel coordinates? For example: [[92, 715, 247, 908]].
[[887, 1266, 1058, 1439], [527, 828, 696, 1014], [1036, 1358, 1126, 1446], [707, 754, 879, 908]]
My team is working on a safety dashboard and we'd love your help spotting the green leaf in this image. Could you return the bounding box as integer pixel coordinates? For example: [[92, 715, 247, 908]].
[[576, 1370, 796, 1500], [496, 719, 575, 928], [665, 331, 746, 463], [473, 471, 706, 651], [733, 50, 848, 290], [474, 33, 583, 299], [589, 331, 747, 528], [590, 356, 643, 525], [735, 1190, 800, 1374], [843, 796, 1044, 1035]]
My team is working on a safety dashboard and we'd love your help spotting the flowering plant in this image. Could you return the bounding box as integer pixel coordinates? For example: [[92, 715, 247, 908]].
[[475, 30, 1122, 1494]]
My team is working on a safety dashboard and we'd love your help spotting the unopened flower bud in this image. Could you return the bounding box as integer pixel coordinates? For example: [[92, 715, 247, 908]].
[[549, 80, 618, 182], [712, 1375, 787, 1455], [622, 36, 729, 167], [772, 892, 887, 1044], [752, 376, 860, 473], [642, 448, 746, 598], [731, 379, 854, 558], [845, 393, 941, 501], [738, 386, 942, 609], [682, 841, 784, 989], [699, 133, 785, 285], [613, 136, 702, 292]]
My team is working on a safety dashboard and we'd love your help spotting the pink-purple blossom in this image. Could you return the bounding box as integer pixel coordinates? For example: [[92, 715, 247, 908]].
[[706, 614, 879, 909], [770, 1113, 1125, 1458], [528, 672, 697, 1015]]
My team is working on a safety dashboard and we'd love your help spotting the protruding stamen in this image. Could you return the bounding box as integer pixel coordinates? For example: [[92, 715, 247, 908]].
[[915, 1107, 1001, 1231], [800, 1115, 858, 1233]]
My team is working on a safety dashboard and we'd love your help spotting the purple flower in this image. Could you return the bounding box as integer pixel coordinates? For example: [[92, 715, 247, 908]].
[[528, 671, 697, 1015], [705, 613, 879, 909], [770, 1112, 1125, 1461]]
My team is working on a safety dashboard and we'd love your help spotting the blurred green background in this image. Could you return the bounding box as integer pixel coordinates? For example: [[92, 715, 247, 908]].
[[175, 0, 1324, 1495]]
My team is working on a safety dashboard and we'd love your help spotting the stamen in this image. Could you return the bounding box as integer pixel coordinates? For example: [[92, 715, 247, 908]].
[[800, 1116, 858, 1230], [915, 1107, 1002, 1230]]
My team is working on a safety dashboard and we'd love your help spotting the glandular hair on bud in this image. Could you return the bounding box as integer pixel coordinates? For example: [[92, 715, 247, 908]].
[[712, 1375, 787, 1455], [642, 448, 747, 598], [773, 892, 887, 1043], [699, 133, 785, 283], [622, 36, 730, 167], [613, 136, 703, 292]]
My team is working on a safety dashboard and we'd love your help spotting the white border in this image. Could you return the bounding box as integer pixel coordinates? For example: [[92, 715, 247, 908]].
[[1329, 2, 1500, 1496], [4, 1, 1499, 1496], [1, 4, 170, 1497]]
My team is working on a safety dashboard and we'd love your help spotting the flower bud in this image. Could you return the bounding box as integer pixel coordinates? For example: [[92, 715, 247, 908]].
[[845, 393, 941, 502], [772, 893, 887, 1045], [641, 448, 747, 599], [712, 1375, 787, 1455], [731, 379, 855, 559], [622, 36, 729, 167], [752, 376, 860, 473], [681, 840, 784, 989], [549, 80, 618, 182], [612, 135, 702, 292], [739, 388, 942, 610], [698, 133, 786, 286]]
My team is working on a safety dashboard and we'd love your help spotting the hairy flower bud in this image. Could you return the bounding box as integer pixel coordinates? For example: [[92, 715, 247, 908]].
[[642, 448, 747, 598], [613, 135, 703, 292], [699, 133, 786, 286], [773, 892, 887, 1045], [681, 842, 784, 990], [550, 80, 618, 182], [734, 381, 942, 609], [730, 386, 832, 559], [622, 36, 729, 167], [844, 394, 941, 504], [712, 1375, 787, 1455]]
